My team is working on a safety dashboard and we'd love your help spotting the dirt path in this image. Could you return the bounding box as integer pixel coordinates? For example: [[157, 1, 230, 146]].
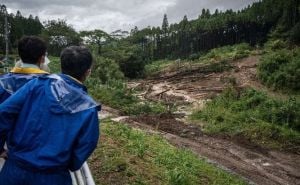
[[101, 56, 300, 185], [101, 106, 300, 185]]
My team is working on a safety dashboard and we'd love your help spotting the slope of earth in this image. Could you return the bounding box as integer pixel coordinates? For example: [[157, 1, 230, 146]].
[[109, 56, 300, 185]]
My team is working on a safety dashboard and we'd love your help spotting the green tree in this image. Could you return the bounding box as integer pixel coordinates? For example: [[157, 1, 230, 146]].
[[80, 29, 111, 55], [91, 56, 124, 83], [162, 14, 169, 37], [41, 19, 81, 56]]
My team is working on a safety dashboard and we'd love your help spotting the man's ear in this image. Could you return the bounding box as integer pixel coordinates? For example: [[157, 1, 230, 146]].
[[82, 68, 92, 82], [85, 68, 92, 77]]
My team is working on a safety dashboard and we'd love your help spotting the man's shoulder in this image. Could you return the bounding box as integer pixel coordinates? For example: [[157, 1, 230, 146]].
[[42, 74, 100, 114], [0, 73, 44, 95]]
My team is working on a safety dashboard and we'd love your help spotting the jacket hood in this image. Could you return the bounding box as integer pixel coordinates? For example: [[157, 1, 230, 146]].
[[44, 74, 100, 114]]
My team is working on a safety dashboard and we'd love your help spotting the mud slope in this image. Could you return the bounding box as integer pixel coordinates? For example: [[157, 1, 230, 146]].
[[103, 56, 300, 185]]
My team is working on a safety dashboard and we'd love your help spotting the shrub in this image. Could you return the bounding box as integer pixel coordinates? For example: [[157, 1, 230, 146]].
[[289, 22, 300, 44], [91, 56, 124, 83], [191, 88, 300, 150], [119, 54, 146, 79], [258, 48, 300, 91], [199, 43, 252, 63], [88, 79, 167, 115]]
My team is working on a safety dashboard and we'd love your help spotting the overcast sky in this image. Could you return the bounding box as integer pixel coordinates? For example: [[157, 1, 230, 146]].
[[2, 0, 258, 33]]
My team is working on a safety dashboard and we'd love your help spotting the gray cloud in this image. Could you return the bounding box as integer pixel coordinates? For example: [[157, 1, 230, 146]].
[[2, 0, 257, 32]]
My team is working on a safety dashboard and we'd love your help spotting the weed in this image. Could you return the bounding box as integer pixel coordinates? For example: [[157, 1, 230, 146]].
[[89, 120, 247, 185], [191, 88, 300, 150]]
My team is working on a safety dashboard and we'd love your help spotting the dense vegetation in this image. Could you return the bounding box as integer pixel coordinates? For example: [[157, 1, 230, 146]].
[[0, 6, 43, 52], [128, 0, 299, 61], [191, 88, 300, 151], [1, 0, 300, 78], [144, 43, 253, 77], [258, 40, 300, 91]]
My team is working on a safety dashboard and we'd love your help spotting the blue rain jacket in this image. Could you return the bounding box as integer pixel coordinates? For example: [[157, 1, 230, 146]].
[[0, 67, 49, 153], [0, 74, 100, 172], [0, 67, 49, 104]]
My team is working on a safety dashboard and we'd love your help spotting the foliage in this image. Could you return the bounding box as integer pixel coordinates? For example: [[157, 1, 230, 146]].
[[199, 43, 252, 63], [191, 88, 300, 150], [41, 19, 81, 56], [144, 59, 173, 77], [258, 44, 300, 91], [89, 120, 247, 185], [100, 41, 147, 79], [289, 22, 300, 44], [126, 0, 298, 60], [80, 30, 111, 55], [0, 5, 43, 53], [144, 43, 251, 77], [118, 51, 146, 79], [87, 79, 166, 115], [47, 56, 60, 73], [115, 45, 147, 79], [91, 56, 124, 84], [263, 39, 289, 50]]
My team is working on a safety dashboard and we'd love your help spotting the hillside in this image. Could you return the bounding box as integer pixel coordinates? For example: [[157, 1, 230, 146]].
[[71, 42, 300, 185]]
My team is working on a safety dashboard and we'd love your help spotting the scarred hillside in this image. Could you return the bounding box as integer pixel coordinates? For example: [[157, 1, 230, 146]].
[[97, 52, 300, 185]]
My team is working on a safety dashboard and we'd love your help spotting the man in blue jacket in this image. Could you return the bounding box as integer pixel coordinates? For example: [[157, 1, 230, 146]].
[[0, 46, 100, 185], [0, 36, 49, 104], [0, 36, 49, 157]]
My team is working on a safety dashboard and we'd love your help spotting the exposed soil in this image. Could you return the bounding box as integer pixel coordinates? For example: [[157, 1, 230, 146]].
[[120, 114, 300, 185], [102, 56, 300, 185], [129, 56, 272, 107]]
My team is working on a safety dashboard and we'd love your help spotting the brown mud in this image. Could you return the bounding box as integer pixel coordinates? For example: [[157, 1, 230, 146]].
[[101, 56, 300, 185]]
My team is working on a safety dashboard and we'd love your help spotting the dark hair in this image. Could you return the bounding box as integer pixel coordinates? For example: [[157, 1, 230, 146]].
[[18, 36, 47, 64], [60, 46, 93, 80]]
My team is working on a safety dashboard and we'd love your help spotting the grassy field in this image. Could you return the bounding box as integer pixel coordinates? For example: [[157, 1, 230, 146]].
[[89, 119, 247, 185]]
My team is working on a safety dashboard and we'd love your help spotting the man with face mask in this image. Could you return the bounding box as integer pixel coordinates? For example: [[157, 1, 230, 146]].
[[14, 55, 51, 73], [0, 36, 49, 157]]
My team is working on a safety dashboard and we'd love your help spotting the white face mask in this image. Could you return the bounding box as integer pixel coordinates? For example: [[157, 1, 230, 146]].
[[40, 56, 51, 72], [40, 63, 50, 72], [44, 56, 51, 65]]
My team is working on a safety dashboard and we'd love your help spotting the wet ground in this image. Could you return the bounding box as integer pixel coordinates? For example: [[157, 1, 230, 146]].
[[102, 56, 300, 185], [104, 108, 300, 185]]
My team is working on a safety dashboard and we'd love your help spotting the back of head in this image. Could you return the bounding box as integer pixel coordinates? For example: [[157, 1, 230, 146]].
[[18, 36, 47, 64], [60, 46, 93, 81]]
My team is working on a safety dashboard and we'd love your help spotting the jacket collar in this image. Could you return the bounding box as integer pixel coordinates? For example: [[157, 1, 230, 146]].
[[10, 67, 49, 74], [58, 74, 87, 92]]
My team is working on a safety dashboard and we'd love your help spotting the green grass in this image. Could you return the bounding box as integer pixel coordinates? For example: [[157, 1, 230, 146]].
[[258, 41, 300, 92], [144, 43, 254, 77], [197, 43, 253, 64], [89, 120, 247, 185], [87, 79, 167, 115], [190, 88, 300, 151], [144, 60, 174, 77]]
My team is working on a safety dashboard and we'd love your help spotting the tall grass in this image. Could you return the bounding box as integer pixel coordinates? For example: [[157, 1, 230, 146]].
[[191, 88, 300, 150], [89, 120, 247, 185], [198, 43, 253, 63], [87, 79, 167, 115], [258, 41, 300, 92]]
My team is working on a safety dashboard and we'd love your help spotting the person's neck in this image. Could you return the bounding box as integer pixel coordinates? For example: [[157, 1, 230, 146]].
[[21, 63, 40, 69], [65, 74, 83, 84]]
